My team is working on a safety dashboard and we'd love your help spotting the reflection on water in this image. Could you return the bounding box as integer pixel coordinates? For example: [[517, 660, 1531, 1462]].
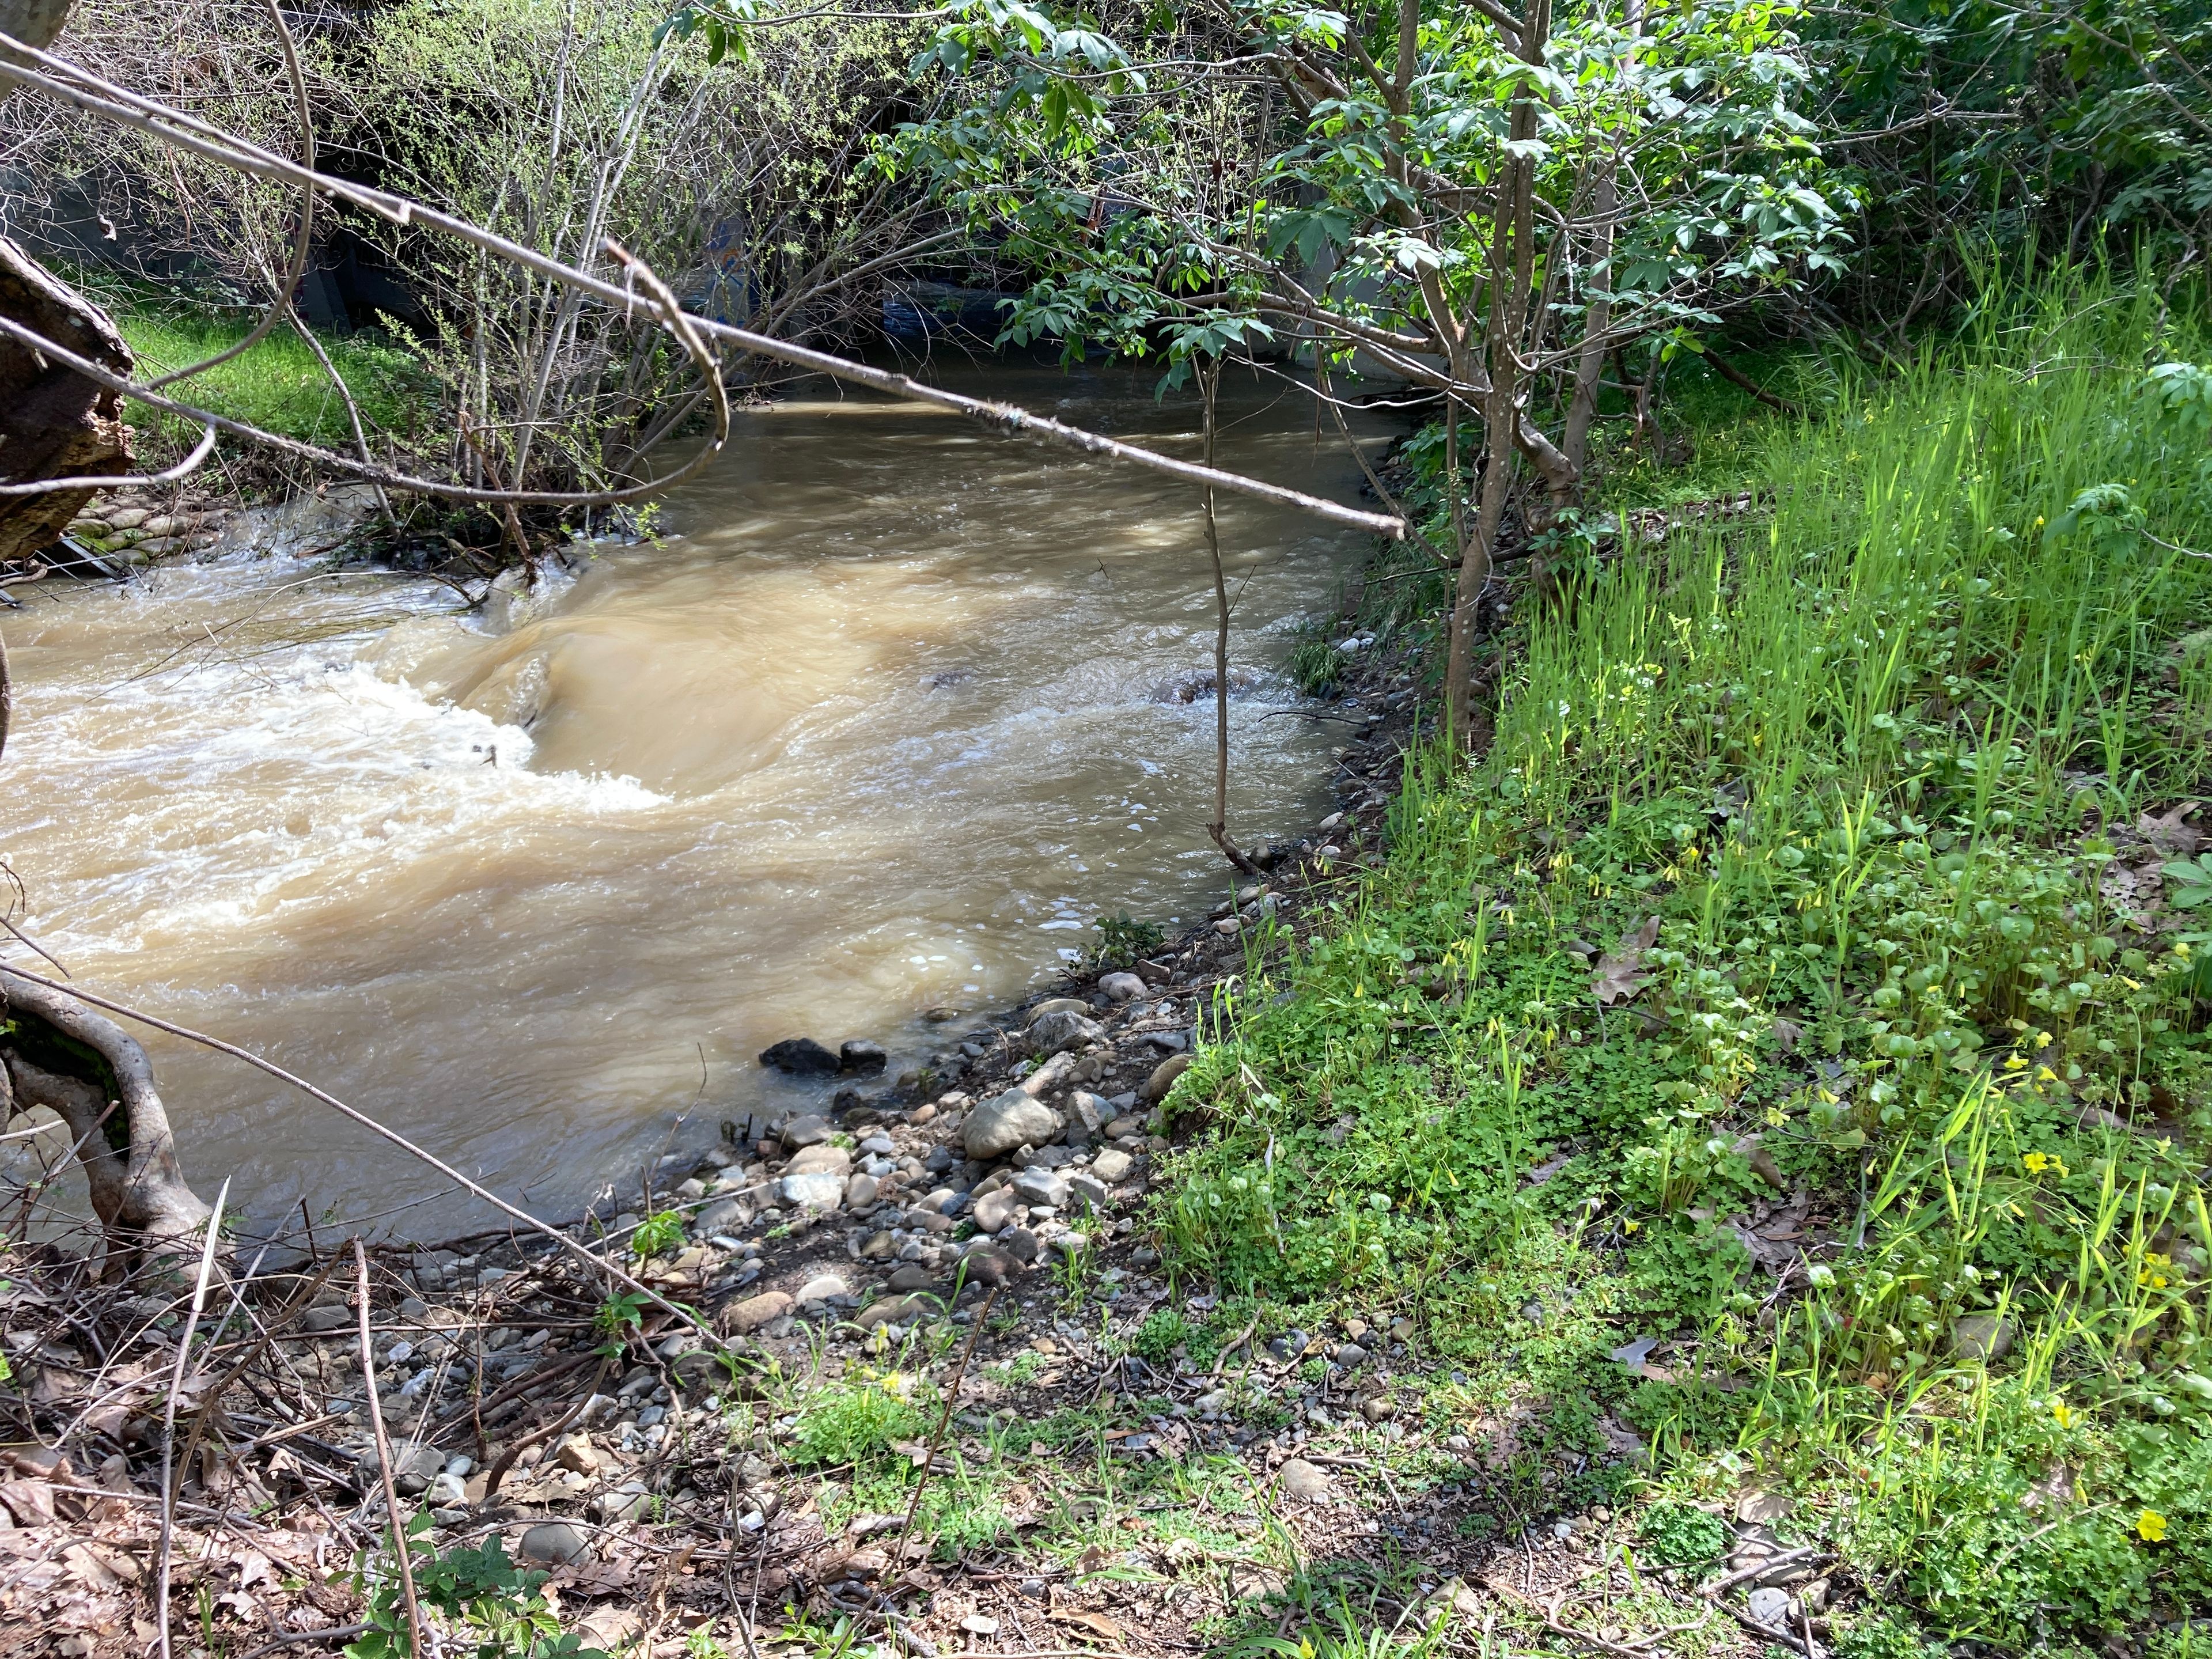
[[0, 363, 1389, 1237]]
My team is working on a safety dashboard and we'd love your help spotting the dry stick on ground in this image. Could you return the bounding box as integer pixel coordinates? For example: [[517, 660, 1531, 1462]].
[[0, 37, 1404, 539], [0, 963, 717, 1340], [355, 1238, 427, 1659], [1198, 363, 1264, 881], [481, 1350, 615, 1501], [172, 1253, 347, 1470], [893, 1283, 999, 1563], [156, 1177, 229, 1659]]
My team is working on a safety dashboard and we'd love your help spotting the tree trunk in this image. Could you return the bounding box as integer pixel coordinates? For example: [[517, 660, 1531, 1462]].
[[0, 237, 135, 566], [1, 969, 214, 1257]]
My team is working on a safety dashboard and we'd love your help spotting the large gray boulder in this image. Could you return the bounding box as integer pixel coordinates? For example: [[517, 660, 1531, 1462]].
[[964, 1088, 1062, 1160]]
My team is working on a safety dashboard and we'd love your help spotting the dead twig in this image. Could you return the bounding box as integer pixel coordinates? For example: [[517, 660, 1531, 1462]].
[[157, 1178, 229, 1659], [893, 1284, 999, 1562], [355, 1238, 427, 1659]]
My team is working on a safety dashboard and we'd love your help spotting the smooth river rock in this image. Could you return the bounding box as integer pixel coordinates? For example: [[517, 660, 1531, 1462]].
[[1027, 1009, 1104, 1055], [1141, 1053, 1192, 1102], [1091, 1149, 1133, 1183], [718, 1290, 793, 1334], [778, 1172, 845, 1210], [964, 1089, 1061, 1160], [1097, 971, 1146, 1002], [1277, 1458, 1331, 1502], [972, 1188, 1020, 1233], [785, 1143, 852, 1177]]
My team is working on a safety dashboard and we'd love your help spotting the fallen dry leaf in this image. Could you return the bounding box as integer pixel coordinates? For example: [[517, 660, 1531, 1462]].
[[1592, 916, 1660, 1006], [1054, 1610, 1127, 1645]]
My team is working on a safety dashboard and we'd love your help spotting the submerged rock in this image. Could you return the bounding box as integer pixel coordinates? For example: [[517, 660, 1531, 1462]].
[[760, 1038, 840, 1075], [839, 1039, 888, 1074]]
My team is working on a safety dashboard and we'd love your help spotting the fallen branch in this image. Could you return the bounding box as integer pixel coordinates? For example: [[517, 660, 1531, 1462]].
[[0, 35, 1404, 540], [355, 1238, 427, 1659], [0, 963, 716, 1341]]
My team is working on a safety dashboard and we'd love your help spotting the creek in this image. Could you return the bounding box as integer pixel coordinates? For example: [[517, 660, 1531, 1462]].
[[2, 364, 1391, 1238]]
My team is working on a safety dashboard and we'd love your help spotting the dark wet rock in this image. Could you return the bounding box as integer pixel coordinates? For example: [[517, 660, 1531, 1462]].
[[760, 1038, 840, 1075], [840, 1040, 888, 1074], [781, 1114, 832, 1149]]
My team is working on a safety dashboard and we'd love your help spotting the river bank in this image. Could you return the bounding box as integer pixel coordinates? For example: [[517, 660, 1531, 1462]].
[[0, 579, 1450, 1659]]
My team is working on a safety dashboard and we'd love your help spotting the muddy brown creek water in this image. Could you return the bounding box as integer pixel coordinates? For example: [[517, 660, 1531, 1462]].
[[1, 364, 1391, 1241]]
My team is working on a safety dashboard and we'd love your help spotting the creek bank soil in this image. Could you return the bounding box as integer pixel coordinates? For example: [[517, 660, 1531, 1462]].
[[0, 635, 1664, 1659]]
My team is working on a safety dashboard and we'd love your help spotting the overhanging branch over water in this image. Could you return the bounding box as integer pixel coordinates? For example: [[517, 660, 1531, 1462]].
[[0, 32, 1408, 541]]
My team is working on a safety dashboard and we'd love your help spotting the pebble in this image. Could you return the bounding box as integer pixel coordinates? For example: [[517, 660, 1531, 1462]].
[[973, 1188, 1020, 1233], [998, 1226, 1041, 1264], [781, 1114, 832, 1149], [796, 1272, 849, 1306], [844, 1173, 881, 1210], [887, 1264, 934, 1293], [1097, 972, 1146, 1001], [1277, 1458, 1331, 1502], [1091, 1149, 1134, 1183]]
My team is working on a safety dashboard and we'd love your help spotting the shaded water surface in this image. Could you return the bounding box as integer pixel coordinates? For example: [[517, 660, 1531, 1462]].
[[2, 366, 1388, 1236]]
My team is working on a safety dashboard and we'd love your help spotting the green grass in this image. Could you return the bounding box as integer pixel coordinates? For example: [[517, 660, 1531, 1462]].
[[1154, 269, 2212, 1645], [63, 270, 428, 458]]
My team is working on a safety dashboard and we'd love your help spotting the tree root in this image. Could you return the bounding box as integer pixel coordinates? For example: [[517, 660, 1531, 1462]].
[[0, 965, 213, 1255]]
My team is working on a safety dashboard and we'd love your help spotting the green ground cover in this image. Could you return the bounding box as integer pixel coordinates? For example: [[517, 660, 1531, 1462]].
[[1164, 273, 2212, 1647], [71, 270, 427, 457]]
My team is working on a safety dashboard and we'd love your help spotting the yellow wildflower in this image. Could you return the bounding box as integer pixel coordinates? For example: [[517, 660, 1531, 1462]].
[[2137, 1510, 2168, 1543], [2053, 1402, 2073, 1430], [2022, 1151, 2069, 1180], [2004, 1053, 2029, 1069]]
